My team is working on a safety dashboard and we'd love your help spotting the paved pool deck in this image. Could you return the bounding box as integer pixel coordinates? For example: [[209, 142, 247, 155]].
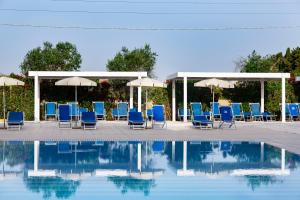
[[0, 120, 299, 154]]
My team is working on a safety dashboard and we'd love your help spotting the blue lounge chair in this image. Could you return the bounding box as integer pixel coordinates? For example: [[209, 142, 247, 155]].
[[219, 106, 236, 129], [192, 115, 213, 129], [93, 101, 106, 120], [7, 111, 24, 130], [190, 102, 203, 117], [231, 103, 244, 121], [210, 102, 221, 120], [79, 107, 88, 119], [81, 111, 97, 130], [44, 102, 57, 120], [58, 104, 71, 128], [288, 103, 300, 121], [152, 105, 166, 128], [67, 102, 79, 119], [147, 109, 153, 120], [128, 111, 145, 129], [112, 102, 128, 120], [250, 103, 276, 121], [177, 108, 191, 121], [152, 141, 164, 153]]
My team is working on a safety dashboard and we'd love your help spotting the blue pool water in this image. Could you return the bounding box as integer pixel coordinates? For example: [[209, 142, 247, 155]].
[[0, 141, 300, 199]]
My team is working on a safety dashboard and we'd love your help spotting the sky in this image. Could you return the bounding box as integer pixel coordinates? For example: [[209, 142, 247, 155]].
[[0, 0, 300, 80]]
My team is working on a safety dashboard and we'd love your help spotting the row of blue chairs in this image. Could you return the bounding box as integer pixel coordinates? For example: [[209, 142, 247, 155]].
[[128, 105, 166, 129], [178, 102, 277, 122]]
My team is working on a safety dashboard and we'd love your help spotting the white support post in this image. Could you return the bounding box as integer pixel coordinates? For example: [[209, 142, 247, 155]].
[[138, 76, 142, 112], [172, 141, 175, 162], [183, 141, 187, 171], [281, 77, 286, 122], [34, 141, 40, 171], [130, 86, 133, 109], [260, 80, 265, 113], [172, 80, 176, 121], [260, 142, 264, 164], [281, 148, 286, 171], [34, 75, 40, 122], [183, 76, 188, 122]]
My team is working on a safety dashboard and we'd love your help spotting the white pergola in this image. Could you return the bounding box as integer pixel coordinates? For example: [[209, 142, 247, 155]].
[[28, 71, 147, 122], [167, 72, 291, 122]]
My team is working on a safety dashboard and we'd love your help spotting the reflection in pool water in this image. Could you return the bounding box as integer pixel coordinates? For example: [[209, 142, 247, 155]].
[[0, 141, 300, 199]]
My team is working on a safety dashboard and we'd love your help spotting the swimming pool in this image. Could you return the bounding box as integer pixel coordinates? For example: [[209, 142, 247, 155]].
[[0, 141, 299, 199]]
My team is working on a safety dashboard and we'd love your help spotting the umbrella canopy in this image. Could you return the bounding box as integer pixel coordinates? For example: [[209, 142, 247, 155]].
[[127, 78, 167, 115], [0, 76, 24, 86], [194, 78, 237, 119], [194, 78, 236, 89], [55, 76, 97, 87], [126, 77, 167, 88], [0, 76, 25, 128]]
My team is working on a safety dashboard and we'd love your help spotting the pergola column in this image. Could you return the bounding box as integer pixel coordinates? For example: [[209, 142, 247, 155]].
[[34, 75, 40, 122], [172, 80, 176, 121], [183, 76, 188, 122], [129, 86, 133, 109], [260, 80, 264, 112], [137, 143, 142, 172], [138, 76, 142, 112], [281, 77, 286, 122]]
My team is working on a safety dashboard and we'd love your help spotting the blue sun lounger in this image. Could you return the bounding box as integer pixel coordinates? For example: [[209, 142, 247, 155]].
[[231, 103, 244, 121], [288, 103, 300, 121], [191, 102, 203, 117], [67, 102, 80, 119], [7, 111, 24, 130], [192, 115, 213, 129], [210, 102, 221, 120], [128, 111, 145, 129], [44, 102, 57, 120], [81, 111, 97, 130], [219, 106, 236, 129], [93, 101, 106, 120], [178, 108, 191, 121], [58, 104, 71, 128], [152, 105, 166, 128], [250, 103, 276, 121], [146, 109, 153, 120], [112, 102, 128, 120]]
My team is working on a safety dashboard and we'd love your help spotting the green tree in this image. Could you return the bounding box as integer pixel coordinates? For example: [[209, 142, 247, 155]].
[[106, 44, 157, 77], [20, 41, 82, 75]]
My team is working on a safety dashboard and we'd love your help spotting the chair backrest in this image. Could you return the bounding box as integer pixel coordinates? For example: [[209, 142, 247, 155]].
[[153, 105, 165, 122], [93, 102, 105, 115], [231, 103, 243, 116], [8, 112, 23, 122], [68, 102, 79, 117], [178, 108, 191, 117], [45, 102, 56, 115], [147, 109, 153, 117], [58, 104, 71, 121], [210, 102, 220, 115], [152, 141, 164, 153], [128, 111, 143, 122], [285, 103, 290, 115], [117, 102, 128, 116], [289, 103, 300, 117], [190, 102, 203, 116], [219, 106, 233, 122], [81, 111, 96, 122], [130, 107, 137, 112], [250, 103, 261, 115]]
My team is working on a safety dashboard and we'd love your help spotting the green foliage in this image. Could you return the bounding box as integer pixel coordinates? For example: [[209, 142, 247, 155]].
[[20, 41, 82, 75], [106, 44, 157, 77], [148, 87, 170, 118]]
